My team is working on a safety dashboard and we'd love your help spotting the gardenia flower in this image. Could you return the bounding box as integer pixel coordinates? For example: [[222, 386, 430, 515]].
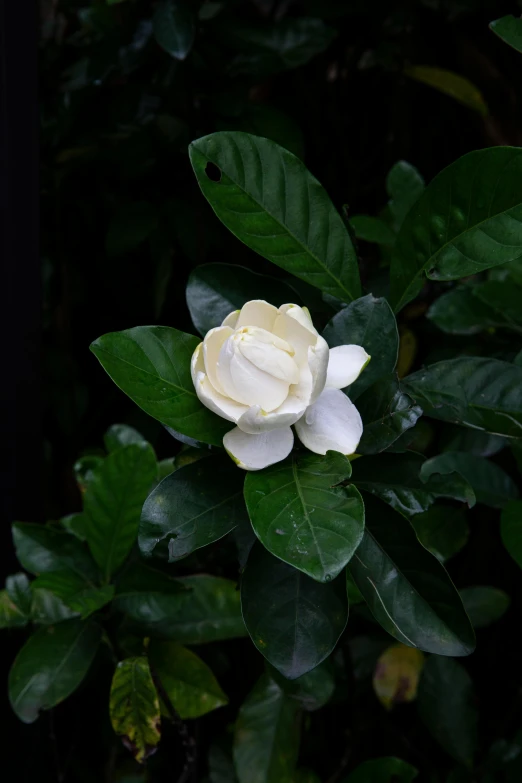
[[191, 300, 369, 470]]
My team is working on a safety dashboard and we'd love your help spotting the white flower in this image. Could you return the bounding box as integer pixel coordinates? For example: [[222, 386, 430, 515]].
[[191, 300, 369, 471]]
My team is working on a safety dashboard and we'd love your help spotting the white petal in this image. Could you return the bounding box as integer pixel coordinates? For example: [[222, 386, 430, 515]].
[[273, 307, 316, 364], [222, 310, 240, 328], [308, 335, 330, 403], [190, 342, 204, 386], [236, 300, 279, 331], [278, 303, 318, 335], [237, 395, 307, 434], [295, 389, 363, 456], [217, 337, 290, 412], [326, 345, 371, 390], [237, 327, 299, 384], [203, 326, 234, 395], [223, 426, 294, 471], [191, 343, 247, 422]]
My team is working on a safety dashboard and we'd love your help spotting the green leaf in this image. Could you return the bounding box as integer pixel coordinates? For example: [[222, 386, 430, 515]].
[[348, 494, 475, 656], [32, 572, 114, 619], [186, 263, 299, 337], [110, 657, 161, 763], [104, 423, 149, 453], [351, 452, 475, 517], [427, 286, 504, 335], [0, 590, 28, 629], [501, 500, 522, 569], [113, 562, 189, 624], [268, 661, 335, 711], [233, 674, 300, 783], [153, 0, 195, 61], [31, 589, 79, 624], [139, 455, 247, 561], [403, 357, 522, 438], [459, 586, 510, 629], [343, 757, 418, 782], [241, 544, 348, 679], [90, 326, 230, 446], [8, 619, 101, 723], [390, 147, 522, 312], [244, 451, 364, 582], [74, 454, 104, 493], [417, 656, 477, 767], [149, 639, 228, 718], [189, 132, 361, 303], [106, 202, 158, 257], [405, 66, 487, 115], [490, 15, 522, 54], [472, 281, 522, 331], [60, 512, 89, 541], [209, 738, 238, 783], [348, 216, 396, 246], [421, 452, 518, 509], [386, 161, 425, 230], [12, 522, 98, 581], [441, 425, 505, 457], [84, 443, 158, 580], [322, 295, 399, 399], [6, 573, 33, 616], [356, 376, 423, 455], [411, 506, 469, 562]]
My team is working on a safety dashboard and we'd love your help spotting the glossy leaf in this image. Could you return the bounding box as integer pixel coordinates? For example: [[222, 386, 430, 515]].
[[373, 644, 424, 710], [421, 452, 518, 508], [441, 426, 505, 458], [32, 572, 114, 619], [343, 757, 418, 783], [348, 494, 475, 656], [31, 589, 79, 624], [459, 586, 510, 629], [244, 451, 363, 582], [403, 357, 522, 438], [12, 522, 98, 581], [411, 506, 469, 562], [104, 423, 149, 453], [60, 512, 89, 541], [490, 15, 522, 53], [390, 147, 522, 312], [6, 573, 33, 617], [405, 66, 487, 115], [189, 132, 361, 303], [417, 656, 477, 767], [110, 657, 161, 763], [90, 326, 230, 446], [427, 286, 503, 335], [501, 500, 522, 570], [140, 455, 247, 561], [323, 294, 399, 399], [74, 454, 104, 493], [473, 280, 522, 331], [241, 544, 348, 679], [348, 216, 396, 246], [84, 443, 157, 580], [186, 263, 300, 337], [356, 376, 423, 455], [233, 674, 300, 783], [268, 660, 335, 711], [9, 619, 101, 723], [153, 0, 195, 61], [386, 160, 425, 230], [149, 639, 228, 719], [113, 562, 189, 624]]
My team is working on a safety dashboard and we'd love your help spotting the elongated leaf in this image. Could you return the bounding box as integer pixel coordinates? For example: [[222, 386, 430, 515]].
[[233, 674, 300, 783], [441, 425, 505, 457], [6, 573, 33, 616], [84, 443, 157, 580], [241, 544, 348, 679], [31, 589, 79, 624], [411, 506, 469, 562], [149, 639, 228, 718], [140, 455, 247, 561], [110, 657, 160, 763], [104, 423, 149, 452], [113, 562, 189, 623], [60, 512, 88, 541], [386, 161, 425, 230], [153, 0, 195, 60], [390, 147, 522, 312], [421, 452, 518, 508], [323, 294, 399, 399], [403, 357, 522, 438], [32, 572, 114, 619], [9, 619, 101, 723], [427, 286, 504, 335], [351, 452, 475, 517], [244, 451, 364, 582], [348, 216, 396, 246], [417, 656, 477, 767], [490, 15, 522, 53], [186, 263, 300, 337], [90, 326, 230, 446], [12, 522, 98, 581], [356, 376, 423, 455], [268, 661, 335, 711], [189, 132, 361, 303], [405, 66, 487, 115], [343, 758, 418, 783], [501, 500, 522, 569], [459, 586, 510, 629], [348, 494, 475, 656]]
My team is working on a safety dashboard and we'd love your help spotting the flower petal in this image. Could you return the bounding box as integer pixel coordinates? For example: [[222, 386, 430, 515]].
[[325, 345, 371, 390], [295, 388, 363, 456], [237, 395, 307, 434], [237, 326, 299, 384], [273, 305, 316, 364], [203, 326, 234, 395], [217, 337, 290, 412], [308, 335, 330, 403], [236, 300, 279, 331], [191, 344, 248, 422], [223, 426, 294, 471], [222, 310, 240, 328]]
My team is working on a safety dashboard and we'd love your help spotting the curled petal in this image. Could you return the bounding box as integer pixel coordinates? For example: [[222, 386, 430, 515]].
[[295, 388, 363, 456], [223, 426, 294, 471], [191, 344, 247, 422], [203, 326, 234, 395], [237, 326, 299, 384], [217, 337, 289, 411], [236, 300, 279, 331], [308, 335, 330, 403], [222, 310, 240, 328], [326, 345, 371, 390], [273, 306, 316, 364], [237, 395, 307, 434]]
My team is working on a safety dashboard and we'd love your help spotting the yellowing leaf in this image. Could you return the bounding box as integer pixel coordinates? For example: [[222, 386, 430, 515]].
[[405, 66, 488, 116], [373, 644, 425, 710], [110, 657, 161, 763], [396, 326, 417, 378]]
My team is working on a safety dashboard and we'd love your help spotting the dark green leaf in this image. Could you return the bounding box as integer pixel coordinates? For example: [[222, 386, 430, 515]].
[[153, 0, 195, 60], [459, 586, 510, 629], [140, 455, 247, 561], [149, 639, 228, 718], [411, 506, 469, 562], [8, 619, 101, 723], [343, 757, 418, 783], [104, 423, 149, 453], [106, 202, 158, 257], [427, 286, 504, 335], [189, 132, 361, 303], [90, 326, 230, 446], [441, 425, 505, 457], [6, 573, 33, 616], [472, 281, 522, 331], [0, 591, 28, 629], [32, 572, 114, 619], [421, 452, 518, 508], [244, 452, 363, 582], [60, 512, 89, 541], [348, 216, 396, 246], [74, 454, 104, 493], [490, 15, 522, 54], [241, 544, 348, 679], [403, 357, 522, 439], [323, 295, 399, 399], [209, 738, 238, 783], [186, 263, 299, 337], [356, 376, 423, 455], [349, 494, 475, 656], [233, 674, 300, 783], [268, 660, 335, 711], [31, 589, 79, 624], [501, 500, 522, 570], [12, 522, 98, 581], [417, 656, 477, 767], [390, 147, 522, 312], [110, 657, 161, 763], [386, 160, 425, 230], [113, 562, 189, 624]]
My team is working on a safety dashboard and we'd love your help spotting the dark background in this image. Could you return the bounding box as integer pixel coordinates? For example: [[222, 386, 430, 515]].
[[2, 1, 522, 780]]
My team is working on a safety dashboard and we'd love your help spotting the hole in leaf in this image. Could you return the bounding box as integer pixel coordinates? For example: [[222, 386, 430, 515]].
[[205, 162, 222, 182]]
